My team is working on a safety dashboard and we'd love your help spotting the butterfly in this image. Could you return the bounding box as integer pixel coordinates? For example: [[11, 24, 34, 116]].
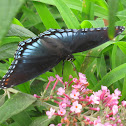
[[0, 26, 125, 89]]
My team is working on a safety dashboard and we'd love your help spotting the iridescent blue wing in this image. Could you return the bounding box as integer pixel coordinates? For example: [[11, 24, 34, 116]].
[[47, 26, 124, 53], [0, 26, 125, 89], [0, 34, 68, 89]]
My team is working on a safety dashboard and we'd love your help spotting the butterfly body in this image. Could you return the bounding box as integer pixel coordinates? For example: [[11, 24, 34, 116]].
[[0, 26, 125, 89]]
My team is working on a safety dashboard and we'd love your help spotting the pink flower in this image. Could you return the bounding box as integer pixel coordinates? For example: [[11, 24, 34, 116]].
[[59, 101, 67, 108], [70, 101, 82, 113], [81, 86, 90, 93], [104, 123, 112, 126], [58, 107, 66, 116], [112, 105, 118, 115], [46, 76, 56, 90], [69, 75, 73, 78], [94, 117, 104, 126], [57, 123, 62, 126], [105, 94, 119, 107], [70, 89, 80, 99], [101, 85, 108, 92], [72, 83, 82, 89], [49, 124, 55, 126], [46, 107, 55, 119], [48, 76, 55, 82], [90, 93, 100, 104], [114, 88, 121, 97], [79, 73, 88, 84], [63, 97, 71, 105], [73, 78, 78, 83], [57, 87, 65, 95], [33, 94, 40, 98], [55, 75, 63, 82], [89, 107, 100, 111], [122, 100, 126, 107]]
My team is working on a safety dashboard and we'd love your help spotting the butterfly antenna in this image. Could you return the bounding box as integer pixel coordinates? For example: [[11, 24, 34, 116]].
[[74, 54, 100, 58]]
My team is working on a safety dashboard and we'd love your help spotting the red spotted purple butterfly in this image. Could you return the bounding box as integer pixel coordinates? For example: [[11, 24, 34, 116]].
[[0, 26, 125, 89]]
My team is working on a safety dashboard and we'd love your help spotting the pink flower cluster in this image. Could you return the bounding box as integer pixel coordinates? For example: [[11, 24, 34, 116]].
[[34, 73, 126, 126]]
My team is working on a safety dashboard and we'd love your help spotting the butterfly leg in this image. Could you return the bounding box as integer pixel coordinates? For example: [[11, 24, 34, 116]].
[[69, 60, 78, 76]]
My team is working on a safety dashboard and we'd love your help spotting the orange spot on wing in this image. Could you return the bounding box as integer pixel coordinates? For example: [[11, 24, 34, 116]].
[[4, 78, 10, 85]]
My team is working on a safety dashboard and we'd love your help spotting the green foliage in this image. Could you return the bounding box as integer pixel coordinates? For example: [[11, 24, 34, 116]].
[[0, 0, 126, 125]]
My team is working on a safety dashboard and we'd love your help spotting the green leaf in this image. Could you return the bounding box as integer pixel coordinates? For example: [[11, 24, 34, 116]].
[[33, 0, 82, 11], [99, 54, 107, 78], [0, 95, 5, 107], [82, 0, 94, 20], [64, 0, 82, 11], [81, 42, 113, 73], [0, 0, 25, 40], [21, 6, 42, 28], [0, 92, 36, 123], [80, 20, 92, 28], [94, 4, 108, 19], [117, 10, 126, 20], [111, 44, 118, 69], [89, 0, 108, 9], [108, 0, 119, 39], [33, 1, 60, 29], [89, 19, 105, 27], [81, 19, 105, 28], [93, 63, 126, 91], [12, 111, 32, 126], [7, 24, 36, 37], [53, 0, 80, 29], [30, 115, 55, 126], [0, 43, 17, 59], [0, 37, 22, 46], [120, 75, 126, 102], [115, 41, 126, 55], [12, 18, 24, 27]]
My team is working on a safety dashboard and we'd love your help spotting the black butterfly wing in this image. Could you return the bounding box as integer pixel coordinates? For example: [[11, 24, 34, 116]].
[[48, 26, 124, 53], [0, 36, 68, 89], [70, 26, 125, 53], [0, 26, 125, 89]]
